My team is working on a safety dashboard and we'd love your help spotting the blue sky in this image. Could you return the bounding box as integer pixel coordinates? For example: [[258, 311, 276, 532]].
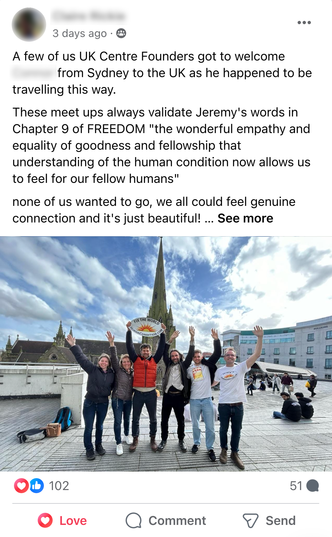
[[0, 236, 332, 352]]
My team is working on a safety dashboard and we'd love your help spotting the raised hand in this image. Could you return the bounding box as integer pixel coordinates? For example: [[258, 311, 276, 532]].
[[66, 334, 75, 347], [161, 323, 166, 331], [126, 321, 132, 330], [106, 331, 115, 346], [169, 330, 180, 342], [189, 326, 195, 338], [253, 326, 264, 338], [211, 328, 219, 340]]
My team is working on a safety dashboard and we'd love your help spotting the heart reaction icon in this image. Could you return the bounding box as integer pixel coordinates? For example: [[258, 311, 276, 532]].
[[14, 478, 29, 493], [38, 513, 53, 528]]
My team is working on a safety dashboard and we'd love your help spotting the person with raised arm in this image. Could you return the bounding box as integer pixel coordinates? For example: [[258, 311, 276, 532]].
[[66, 332, 114, 461], [126, 320, 166, 452], [157, 328, 194, 453], [106, 330, 133, 456], [186, 327, 222, 462], [214, 326, 264, 470]]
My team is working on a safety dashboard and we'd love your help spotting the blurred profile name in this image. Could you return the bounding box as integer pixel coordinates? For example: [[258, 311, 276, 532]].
[[51, 10, 125, 22]]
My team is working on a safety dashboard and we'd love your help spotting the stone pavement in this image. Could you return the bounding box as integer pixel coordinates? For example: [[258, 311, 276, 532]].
[[1, 379, 331, 472]]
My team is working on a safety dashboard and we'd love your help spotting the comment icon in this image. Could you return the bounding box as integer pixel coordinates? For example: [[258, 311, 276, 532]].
[[306, 480, 319, 492], [126, 513, 142, 529]]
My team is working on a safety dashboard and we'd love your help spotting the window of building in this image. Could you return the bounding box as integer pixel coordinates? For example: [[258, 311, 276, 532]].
[[247, 348, 253, 355], [261, 348, 265, 355], [325, 374, 332, 380], [326, 346, 332, 354], [307, 333, 314, 341], [273, 348, 280, 355], [307, 346, 314, 354], [50, 354, 57, 361], [289, 359, 296, 367], [273, 358, 279, 364], [306, 358, 313, 368], [326, 331, 332, 339], [260, 358, 265, 362], [289, 347, 296, 355], [325, 359, 332, 369]]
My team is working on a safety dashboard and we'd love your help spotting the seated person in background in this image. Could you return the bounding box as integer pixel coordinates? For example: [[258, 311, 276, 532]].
[[294, 392, 314, 419], [273, 392, 301, 422], [258, 380, 266, 391]]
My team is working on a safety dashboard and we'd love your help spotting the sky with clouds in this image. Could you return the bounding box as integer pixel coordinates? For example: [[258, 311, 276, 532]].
[[0, 236, 331, 352]]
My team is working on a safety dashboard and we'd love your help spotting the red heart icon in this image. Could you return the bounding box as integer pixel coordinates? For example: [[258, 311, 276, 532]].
[[38, 513, 53, 528], [14, 478, 29, 493]]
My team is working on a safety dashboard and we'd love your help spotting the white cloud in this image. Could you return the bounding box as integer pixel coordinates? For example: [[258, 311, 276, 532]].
[[0, 279, 59, 320], [226, 237, 332, 328], [163, 237, 231, 269]]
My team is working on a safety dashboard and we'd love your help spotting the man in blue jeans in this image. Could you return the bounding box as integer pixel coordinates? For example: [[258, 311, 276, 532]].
[[214, 326, 263, 470], [186, 327, 221, 462]]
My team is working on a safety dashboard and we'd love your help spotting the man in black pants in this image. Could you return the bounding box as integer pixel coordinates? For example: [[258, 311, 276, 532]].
[[126, 321, 166, 452], [157, 328, 194, 453]]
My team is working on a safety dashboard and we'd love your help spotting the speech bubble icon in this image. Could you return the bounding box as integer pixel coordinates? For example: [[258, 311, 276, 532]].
[[306, 479, 319, 492], [126, 513, 142, 529]]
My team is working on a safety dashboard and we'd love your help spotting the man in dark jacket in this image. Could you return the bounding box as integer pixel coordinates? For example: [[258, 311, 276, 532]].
[[126, 320, 166, 452], [294, 392, 314, 419], [273, 393, 301, 421], [157, 328, 194, 453]]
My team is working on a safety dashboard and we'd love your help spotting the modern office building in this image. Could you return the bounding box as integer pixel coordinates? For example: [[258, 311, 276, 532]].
[[222, 315, 332, 379]]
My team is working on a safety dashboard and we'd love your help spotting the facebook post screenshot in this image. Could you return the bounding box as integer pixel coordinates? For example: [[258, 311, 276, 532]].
[[0, 1, 331, 535]]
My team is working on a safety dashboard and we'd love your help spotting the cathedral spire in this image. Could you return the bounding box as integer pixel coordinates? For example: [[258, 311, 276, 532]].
[[148, 238, 167, 323], [54, 321, 65, 346], [6, 336, 12, 354]]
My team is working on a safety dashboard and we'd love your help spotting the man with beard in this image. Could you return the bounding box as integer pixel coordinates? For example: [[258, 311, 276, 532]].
[[187, 327, 221, 462], [126, 320, 166, 452], [157, 328, 194, 453]]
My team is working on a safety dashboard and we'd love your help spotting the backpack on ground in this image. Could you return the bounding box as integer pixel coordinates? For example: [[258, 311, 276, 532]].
[[17, 428, 47, 443], [53, 406, 72, 431]]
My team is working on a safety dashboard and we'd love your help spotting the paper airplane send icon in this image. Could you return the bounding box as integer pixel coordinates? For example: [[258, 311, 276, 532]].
[[243, 513, 259, 528]]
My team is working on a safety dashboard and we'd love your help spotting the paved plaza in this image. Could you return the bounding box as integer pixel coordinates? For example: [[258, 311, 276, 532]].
[[1, 379, 332, 472]]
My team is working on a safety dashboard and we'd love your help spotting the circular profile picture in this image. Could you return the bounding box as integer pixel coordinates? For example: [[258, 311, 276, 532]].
[[12, 8, 46, 41]]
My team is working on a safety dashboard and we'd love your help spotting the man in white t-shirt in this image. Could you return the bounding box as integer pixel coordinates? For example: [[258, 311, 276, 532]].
[[214, 326, 263, 470], [187, 327, 221, 462]]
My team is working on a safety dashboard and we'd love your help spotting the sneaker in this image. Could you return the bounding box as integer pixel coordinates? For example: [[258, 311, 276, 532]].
[[124, 436, 131, 445], [96, 444, 106, 456], [179, 440, 187, 453], [157, 440, 167, 452], [86, 449, 95, 461], [208, 449, 216, 462], [191, 444, 199, 454], [116, 443, 124, 456]]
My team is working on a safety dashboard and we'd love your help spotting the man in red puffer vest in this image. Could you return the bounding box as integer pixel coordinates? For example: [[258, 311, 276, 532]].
[[126, 320, 166, 452]]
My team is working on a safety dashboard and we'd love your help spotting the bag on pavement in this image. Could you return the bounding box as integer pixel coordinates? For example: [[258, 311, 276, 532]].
[[53, 406, 72, 431], [17, 428, 47, 443]]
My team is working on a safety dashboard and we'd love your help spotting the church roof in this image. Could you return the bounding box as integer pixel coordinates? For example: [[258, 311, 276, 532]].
[[12, 340, 53, 354]]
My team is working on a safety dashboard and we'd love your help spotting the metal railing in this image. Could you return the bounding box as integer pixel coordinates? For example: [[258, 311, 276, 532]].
[[0, 363, 81, 385]]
